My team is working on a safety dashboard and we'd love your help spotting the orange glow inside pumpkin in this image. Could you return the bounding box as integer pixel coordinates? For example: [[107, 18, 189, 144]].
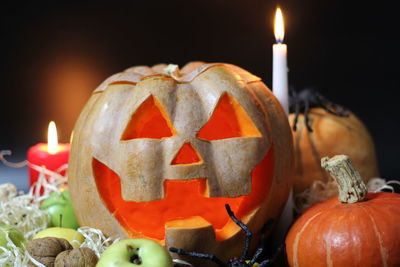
[[93, 149, 273, 242], [93, 91, 272, 242], [197, 93, 261, 140], [121, 95, 175, 140], [171, 142, 202, 165]]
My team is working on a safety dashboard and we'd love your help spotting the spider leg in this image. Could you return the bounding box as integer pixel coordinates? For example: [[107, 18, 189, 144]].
[[304, 99, 313, 132], [292, 99, 301, 131], [256, 244, 284, 267], [248, 248, 264, 266], [289, 86, 297, 97], [225, 204, 252, 260], [316, 93, 349, 117], [321, 103, 349, 117], [169, 247, 226, 267], [289, 87, 301, 108], [247, 219, 274, 266], [316, 92, 338, 108], [257, 259, 271, 267]]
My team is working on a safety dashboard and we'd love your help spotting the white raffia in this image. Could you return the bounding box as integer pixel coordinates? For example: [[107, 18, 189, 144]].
[[0, 150, 69, 266], [0, 153, 69, 241], [0, 150, 28, 168], [27, 163, 68, 203], [0, 151, 120, 266], [367, 177, 400, 193], [25, 253, 46, 267], [78, 227, 119, 258], [0, 149, 68, 201], [0, 193, 50, 241], [295, 176, 400, 212], [0, 229, 31, 267], [173, 259, 194, 266], [294, 179, 339, 212]]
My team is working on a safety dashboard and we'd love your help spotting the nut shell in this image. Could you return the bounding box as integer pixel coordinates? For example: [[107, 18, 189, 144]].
[[28, 237, 72, 267], [55, 247, 98, 267]]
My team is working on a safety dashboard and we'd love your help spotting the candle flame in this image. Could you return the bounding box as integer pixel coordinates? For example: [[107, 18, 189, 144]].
[[274, 7, 285, 43], [47, 121, 59, 154]]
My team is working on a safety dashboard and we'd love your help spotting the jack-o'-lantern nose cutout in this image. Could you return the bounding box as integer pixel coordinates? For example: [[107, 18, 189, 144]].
[[196, 93, 261, 140], [121, 95, 175, 140], [171, 143, 202, 165]]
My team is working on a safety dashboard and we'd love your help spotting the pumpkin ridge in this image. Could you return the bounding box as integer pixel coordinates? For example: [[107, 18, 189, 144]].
[[93, 63, 261, 93], [325, 236, 333, 267], [294, 120, 304, 175], [310, 111, 355, 132], [361, 205, 389, 267], [307, 128, 328, 182], [309, 109, 373, 141], [292, 211, 323, 267]]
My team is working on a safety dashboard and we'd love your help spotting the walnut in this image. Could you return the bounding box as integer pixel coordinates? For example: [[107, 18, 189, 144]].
[[27, 237, 72, 267], [55, 247, 98, 267]]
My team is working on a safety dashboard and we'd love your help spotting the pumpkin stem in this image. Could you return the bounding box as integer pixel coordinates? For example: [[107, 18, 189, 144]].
[[163, 64, 181, 78], [321, 155, 367, 203]]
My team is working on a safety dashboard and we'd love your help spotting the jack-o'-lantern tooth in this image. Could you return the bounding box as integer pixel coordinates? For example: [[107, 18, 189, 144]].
[[165, 216, 217, 251], [121, 95, 176, 140]]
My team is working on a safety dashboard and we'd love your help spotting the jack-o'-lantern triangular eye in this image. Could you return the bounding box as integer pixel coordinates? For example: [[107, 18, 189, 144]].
[[197, 93, 261, 140], [121, 95, 176, 140]]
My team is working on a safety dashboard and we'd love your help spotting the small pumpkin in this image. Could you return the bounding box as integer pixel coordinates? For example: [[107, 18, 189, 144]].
[[286, 155, 400, 267], [288, 89, 379, 208], [68, 62, 293, 264]]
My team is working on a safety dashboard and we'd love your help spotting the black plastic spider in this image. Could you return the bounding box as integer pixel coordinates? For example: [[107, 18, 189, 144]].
[[290, 87, 349, 132], [169, 204, 282, 267]]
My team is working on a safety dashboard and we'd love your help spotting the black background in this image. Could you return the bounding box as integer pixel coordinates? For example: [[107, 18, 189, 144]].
[[0, 0, 399, 178]]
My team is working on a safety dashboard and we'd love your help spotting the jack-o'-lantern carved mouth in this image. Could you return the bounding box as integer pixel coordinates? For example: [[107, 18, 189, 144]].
[[91, 89, 274, 241], [92, 149, 273, 242]]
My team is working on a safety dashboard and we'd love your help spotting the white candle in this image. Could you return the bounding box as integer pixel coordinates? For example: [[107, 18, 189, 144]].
[[273, 7, 289, 114], [271, 7, 294, 247]]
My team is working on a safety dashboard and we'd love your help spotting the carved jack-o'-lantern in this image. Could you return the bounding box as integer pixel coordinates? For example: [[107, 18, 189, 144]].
[[68, 62, 293, 264]]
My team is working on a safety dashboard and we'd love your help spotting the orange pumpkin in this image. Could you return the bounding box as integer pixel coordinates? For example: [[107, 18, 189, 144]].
[[286, 155, 400, 267], [68, 62, 293, 264]]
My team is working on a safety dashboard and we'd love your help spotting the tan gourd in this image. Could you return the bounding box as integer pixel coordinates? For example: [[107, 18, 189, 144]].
[[68, 62, 293, 265], [289, 108, 379, 207]]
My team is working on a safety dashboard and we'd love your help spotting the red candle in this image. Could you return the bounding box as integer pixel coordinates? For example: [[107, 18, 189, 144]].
[[27, 121, 70, 187]]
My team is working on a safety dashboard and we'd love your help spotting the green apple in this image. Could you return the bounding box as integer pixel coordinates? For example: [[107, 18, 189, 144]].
[[0, 224, 26, 250], [40, 190, 79, 229], [34, 227, 84, 248], [97, 238, 173, 267]]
